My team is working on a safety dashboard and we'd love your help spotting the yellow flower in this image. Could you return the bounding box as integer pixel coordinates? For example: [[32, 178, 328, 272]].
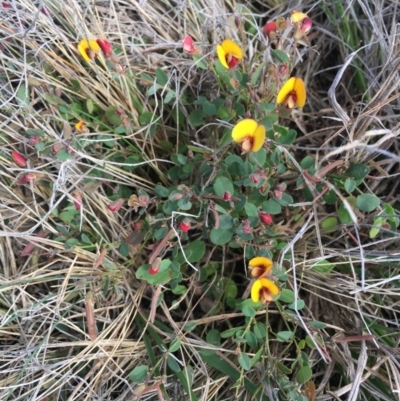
[[251, 278, 280, 303], [231, 119, 265, 153], [291, 10, 309, 23], [216, 39, 243, 69], [248, 256, 273, 278], [77, 39, 100, 63], [276, 77, 306, 109], [75, 120, 85, 132]]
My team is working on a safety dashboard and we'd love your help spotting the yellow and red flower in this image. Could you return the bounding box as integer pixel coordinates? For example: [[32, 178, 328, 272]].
[[216, 39, 243, 69], [248, 256, 273, 278], [277, 77, 306, 109], [231, 119, 265, 153], [77, 39, 100, 63], [291, 10, 312, 40], [251, 278, 280, 303], [75, 120, 85, 132]]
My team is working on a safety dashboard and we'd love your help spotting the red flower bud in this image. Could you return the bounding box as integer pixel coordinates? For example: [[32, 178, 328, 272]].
[[18, 172, 37, 185], [149, 257, 161, 275], [2, 2, 12, 8], [29, 136, 40, 146], [133, 221, 143, 230], [182, 36, 201, 55], [11, 150, 27, 167], [223, 191, 232, 201], [278, 64, 288, 77], [72, 192, 82, 211], [260, 212, 273, 225], [115, 109, 123, 115], [242, 219, 251, 234], [263, 21, 277, 40], [244, 110, 252, 119], [179, 218, 191, 233], [273, 190, 283, 199], [107, 198, 124, 212], [250, 173, 261, 184], [300, 17, 313, 34], [96, 39, 112, 57]]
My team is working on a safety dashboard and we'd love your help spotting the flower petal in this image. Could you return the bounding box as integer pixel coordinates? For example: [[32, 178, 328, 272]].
[[294, 77, 306, 107], [277, 77, 295, 104], [251, 279, 263, 302], [77, 39, 100, 63], [249, 257, 273, 272], [291, 10, 308, 23], [221, 39, 243, 60], [216, 44, 229, 68], [232, 119, 258, 143], [259, 278, 280, 297], [251, 124, 266, 152]]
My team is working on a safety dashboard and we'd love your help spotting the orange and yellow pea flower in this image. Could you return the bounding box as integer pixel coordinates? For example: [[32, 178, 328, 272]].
[[291, 10, 309, 23], [75, 120, 85, 132], [216, 39, 243, 69], [248, 256, 273, 278], [231, 119, 265, 153], [77, 39, 100, 63], [251, 278, 280, 304], [276, 77, 306, 109]]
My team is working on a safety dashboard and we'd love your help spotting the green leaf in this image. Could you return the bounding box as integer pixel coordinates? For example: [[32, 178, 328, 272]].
[[370, 216, 384, 239], [253, 322, 266, 339], [347, 164, 369, 180], [271, 49, 289, 63], [167, 355, 181, 372], [245, 332, 258, 348], [105, 106, 122, 126], [276, 128, 297, 145], [192, 54, 208, 70], [277, 331, 294, 342], [321, 216, 338, 229], [176, 240, 205, 263], [288, 300, 305, 311], [244, 203, 258, 218], [213, 176, 234, 197], [129, 365, 148, 382], [356, 194, 380, 212], [250, 148, 266, 166], [81, 234, 91, 244], [220, 327, 240, 338], [17, 83, 30, 107], [206, 329, 221, 346], [296, 365, 312, 384], [56, 150, 71, 161], [338, 204, 352, 224], [309, 321, 327, 329], [119, 243, 129, 257], [169, 339, 181, 353], [278, 289, 295, 303], [262, 199, 282, 214], [276, 362, 292, 374], [189, 109, 206, 126], [344, 178, 356, 193], [155, 184, 169, 198], [312, 259, 334, 274], [300, 156, 314, 170], [238, 353, 251, 371], [202, 101, 217, 116], [251, 62, 266, 85], [156, 68, 168, 86], [242, 306, 256, 317]]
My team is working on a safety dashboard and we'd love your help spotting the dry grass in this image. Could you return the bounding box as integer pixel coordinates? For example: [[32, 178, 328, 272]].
[[1, 0, 400, 400]]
